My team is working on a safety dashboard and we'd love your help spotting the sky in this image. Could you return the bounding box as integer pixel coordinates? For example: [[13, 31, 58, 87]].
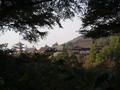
[[0, 17, 82, 49]]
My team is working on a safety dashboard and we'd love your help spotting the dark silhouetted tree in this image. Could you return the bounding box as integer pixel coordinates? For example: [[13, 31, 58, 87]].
[[0, 0, 82, 42], [81, 0, 120, 38]]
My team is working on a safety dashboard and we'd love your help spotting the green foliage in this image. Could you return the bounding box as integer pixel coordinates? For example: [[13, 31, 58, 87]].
[[53, 52, 68, 62], [0, 37, 120, 89], [109, 35, 120, 60], [0, 49, 120, 90], [95, 53, 104, 65], [85, 35, 120, 67], [89, 43, 97, 64], [98, 35, 120, 61], [0, 77, 5, 86], [83, 43, 98, 69]]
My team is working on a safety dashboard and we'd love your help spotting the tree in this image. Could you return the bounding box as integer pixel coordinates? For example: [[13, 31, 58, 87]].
[[81, 0, 120, 38], [88, 35, 120, 67], [101, 35, 120, 61], [83, 43, 97, 69], [0, 43, 8, 50], [89, 43, 97, 64], [13, 42, 25, 53], [0, 0, 82, 42]]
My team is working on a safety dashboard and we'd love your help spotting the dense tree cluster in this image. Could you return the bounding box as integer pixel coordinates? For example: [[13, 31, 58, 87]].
[[0, 50, 120, 90]]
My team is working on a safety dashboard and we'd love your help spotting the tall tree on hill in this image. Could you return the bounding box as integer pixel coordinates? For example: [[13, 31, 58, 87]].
[[0, 0, 83, 42], [81, 0, 120, 38]]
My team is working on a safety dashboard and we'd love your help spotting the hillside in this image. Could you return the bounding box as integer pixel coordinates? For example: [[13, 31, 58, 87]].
[[64, 36, 93, 48], [64, 35, 110, 49]]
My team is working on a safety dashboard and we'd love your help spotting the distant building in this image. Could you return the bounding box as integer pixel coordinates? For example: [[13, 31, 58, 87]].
[[63, 36, 94, 63], [25, 46, 37, 53], [38, 45, 54, 54], [67, 45, 90, 56], [39, 47, 48, 54], [12, 42, 25, 54], [65, 36, 106, 63]]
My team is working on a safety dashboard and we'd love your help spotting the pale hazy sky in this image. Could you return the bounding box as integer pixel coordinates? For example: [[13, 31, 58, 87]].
[[0, 17, 81, 49]]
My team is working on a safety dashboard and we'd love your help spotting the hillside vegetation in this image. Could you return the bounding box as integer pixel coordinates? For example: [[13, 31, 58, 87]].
[[0, 35, 120, 90]]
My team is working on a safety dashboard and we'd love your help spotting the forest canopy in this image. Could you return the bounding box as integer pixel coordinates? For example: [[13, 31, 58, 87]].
[[81, 0, 120, 38], [0, 0, 82, 42], [0, 0, 120, 41]]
